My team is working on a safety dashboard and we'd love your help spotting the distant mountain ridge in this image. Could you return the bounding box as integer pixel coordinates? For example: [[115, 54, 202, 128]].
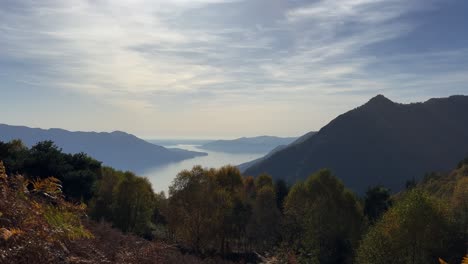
[[200, 135, 297, 153], [0, 124, 206, 173], [237, 132, 317, 172], [244, 95, 468, 193]]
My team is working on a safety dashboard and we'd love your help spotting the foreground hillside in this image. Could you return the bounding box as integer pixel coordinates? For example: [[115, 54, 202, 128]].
[[0, 138, 466, 263], [0, 161, 230, 264], [245, 95, 468, 193], [0, 124, 206, 173]]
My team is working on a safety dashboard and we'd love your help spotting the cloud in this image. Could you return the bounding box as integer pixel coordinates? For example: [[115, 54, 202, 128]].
[[0, 0, 467, 136]]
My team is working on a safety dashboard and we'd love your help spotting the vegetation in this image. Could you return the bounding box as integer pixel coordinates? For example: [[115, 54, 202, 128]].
[[0, 138, 467, 263], [0, 140, 101, 202], [282, 169, 363, 263]]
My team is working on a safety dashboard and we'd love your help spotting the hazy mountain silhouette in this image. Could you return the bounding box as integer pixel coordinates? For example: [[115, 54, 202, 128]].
[[0, 124, 206, 173], [244, 95, 468, 193], [237, 132, 317, 172], [200, 136, 297, 153]]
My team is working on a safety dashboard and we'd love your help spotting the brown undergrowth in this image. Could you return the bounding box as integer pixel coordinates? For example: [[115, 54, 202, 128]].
[[0, 161, 232, 264]]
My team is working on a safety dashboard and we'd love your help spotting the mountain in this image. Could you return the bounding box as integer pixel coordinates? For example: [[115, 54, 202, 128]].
[[244, 95, 468, 193], [0, 124, 206, 173], [200, 136, 297, 153], [237, 132, 317, 172]]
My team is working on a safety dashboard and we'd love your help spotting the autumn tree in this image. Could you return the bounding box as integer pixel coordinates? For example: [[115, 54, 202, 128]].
[[284, 169, 363, 264], [166, 166, 220, 252], [356, 190, 460, 264], [255, 173, 273, 190], [247, 185, 281, 252]]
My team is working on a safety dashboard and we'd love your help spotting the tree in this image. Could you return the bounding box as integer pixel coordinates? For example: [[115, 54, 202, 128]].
[[364, 186, 392, 224], [255, 173, 273, 189], [275, 179, 289, 212], [451, 177, 468, 251], [89, 167, 124, 222], [166, 166, 220, 252], [284, 169, 363, 264], [24, 141, 68, 179], [247, 186, 281, 252], [243, 176, 256, 200], [356, 190, 460, 264], [0, 139, 28, 175], [215, 165, 243, 193], [62, 153, 102, 202], [112, 172, 156, 236]]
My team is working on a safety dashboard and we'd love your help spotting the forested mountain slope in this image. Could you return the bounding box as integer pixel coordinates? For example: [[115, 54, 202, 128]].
[[245, 95, 468, 193]]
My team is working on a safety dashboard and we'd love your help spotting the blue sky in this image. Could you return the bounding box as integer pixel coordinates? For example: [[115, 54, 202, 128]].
[[1, 0, 467, 138]]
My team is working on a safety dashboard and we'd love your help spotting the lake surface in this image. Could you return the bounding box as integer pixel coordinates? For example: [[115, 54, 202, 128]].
[[141, 144, 266, 194]]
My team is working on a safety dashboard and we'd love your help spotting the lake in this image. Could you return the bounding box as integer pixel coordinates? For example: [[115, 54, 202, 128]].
[[141, 144, 266, 194]]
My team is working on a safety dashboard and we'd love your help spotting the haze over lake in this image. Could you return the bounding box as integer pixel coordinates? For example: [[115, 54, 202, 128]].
[[142, 142, 266, 194]]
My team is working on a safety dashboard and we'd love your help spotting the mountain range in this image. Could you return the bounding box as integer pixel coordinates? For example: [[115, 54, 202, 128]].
[[244, 95, 468, 193], [199, 136, 297, 153], [0, 124, 206, 173]]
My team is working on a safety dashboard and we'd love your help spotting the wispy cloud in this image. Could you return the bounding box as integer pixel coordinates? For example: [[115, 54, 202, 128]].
[[0, 0, 467, 136]]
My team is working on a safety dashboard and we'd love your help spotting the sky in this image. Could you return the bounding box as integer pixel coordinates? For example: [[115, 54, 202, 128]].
[[1, 0, 467, 139]]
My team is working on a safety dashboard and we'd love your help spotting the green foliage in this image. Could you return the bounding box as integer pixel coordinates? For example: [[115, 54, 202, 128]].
[[167, 166, 220, 252], [284, 169, 363, 264], [44, 205, 93, 240], [88, 168, 159, 236], [0, 140, 102, 202], [364, 186, 391, 223], [451, 177, 468, 248], [0, 139, 28, 175], [112, 172, 156, 236], [89, 166, 124, 221], [356, 190, 461, 264], [166, 166, 283, 254], [2, 138, 466, 262]]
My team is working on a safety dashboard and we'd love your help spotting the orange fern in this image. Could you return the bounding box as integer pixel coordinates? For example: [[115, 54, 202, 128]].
[[439, 255, 468, 264], [462, 255, 468, 264], [0, 227, 24, 240], [439, 258, 449, 264], [29, 177, 63, 198]]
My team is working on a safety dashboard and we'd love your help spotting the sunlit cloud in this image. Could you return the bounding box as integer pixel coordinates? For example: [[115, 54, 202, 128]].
[[0, 0, 467, 137]]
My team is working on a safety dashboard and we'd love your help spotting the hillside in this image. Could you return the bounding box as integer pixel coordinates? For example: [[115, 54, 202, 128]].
[[0, 162, 231, 264], [200, 136, 297, 153], [244, 95, 468, 193], [0, 124, 206, 173]]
